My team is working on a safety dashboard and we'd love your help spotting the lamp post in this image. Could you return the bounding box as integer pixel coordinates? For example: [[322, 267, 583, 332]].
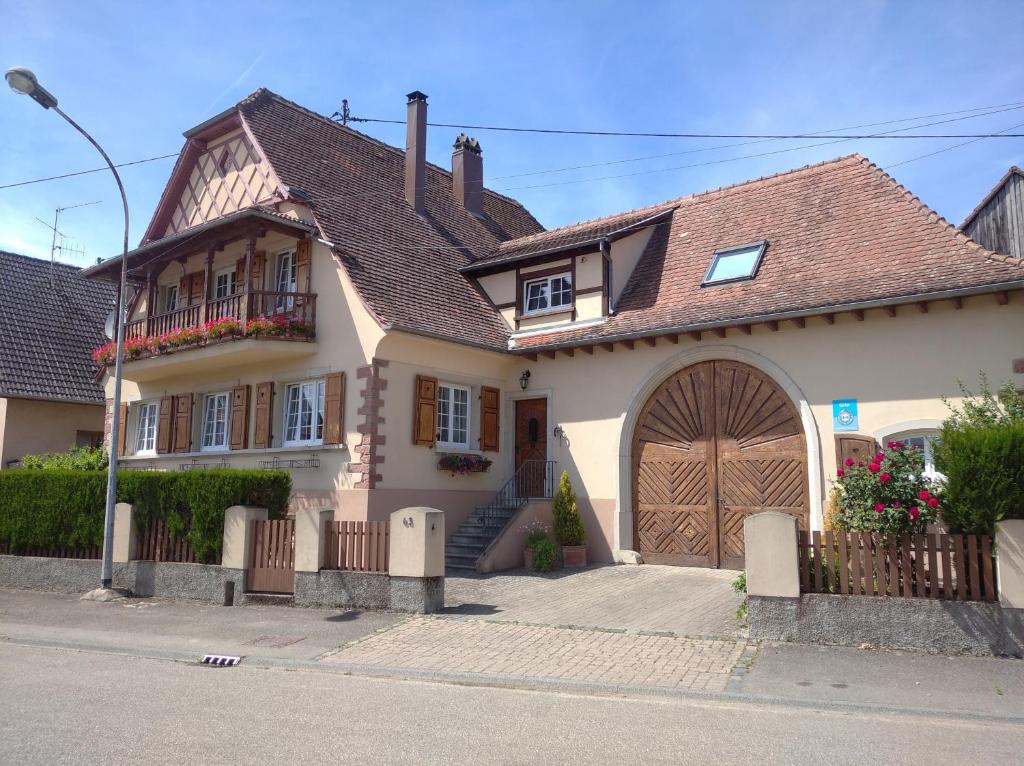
[[7, 67, 129, 593]]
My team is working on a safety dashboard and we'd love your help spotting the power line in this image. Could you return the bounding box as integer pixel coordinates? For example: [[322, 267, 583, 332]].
[[0, 152, 179, 191], [888, 121, 1024, 169]]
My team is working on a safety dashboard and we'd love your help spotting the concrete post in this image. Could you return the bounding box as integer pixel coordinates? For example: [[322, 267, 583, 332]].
[[221, 506, 268, 570], [111, 502, 137, 563], [295, 508, 335, 573], [744, 512, 800, 598], [996, 520, 1024, 609], [389, 507, 445, 577]]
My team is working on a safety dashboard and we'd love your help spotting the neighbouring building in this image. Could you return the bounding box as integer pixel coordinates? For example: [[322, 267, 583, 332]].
[[0, 251, 116, 467], [83, 89, 1024, 572], [962, 165, 1024, 260]]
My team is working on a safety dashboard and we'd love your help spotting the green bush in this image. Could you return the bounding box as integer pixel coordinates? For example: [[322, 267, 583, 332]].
[[21, 445, 108, 471], [528, 536, 556, 572], [551, 470, 585, 546], [933, 423, 1024, 535], [0, 469, 291, 563]]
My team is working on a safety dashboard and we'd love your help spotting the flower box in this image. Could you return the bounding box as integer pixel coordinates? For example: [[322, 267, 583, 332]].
[[437, 453, 492, 475]]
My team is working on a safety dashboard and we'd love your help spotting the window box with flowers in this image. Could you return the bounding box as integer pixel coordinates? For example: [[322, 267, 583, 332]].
[[437, 453, 492, 475]]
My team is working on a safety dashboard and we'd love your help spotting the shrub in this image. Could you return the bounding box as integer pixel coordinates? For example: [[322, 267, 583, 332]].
[[522, 519, 549, 548], [21, 445, 108, 471], [551, 470, 585, 546], [831, 441, 939, 539], [933, 423, 1024, 535], [0, 469, 291, 563], [942, 373, 1024, 429], [732, 571, 748, 623], [528, 536, 556, 572]]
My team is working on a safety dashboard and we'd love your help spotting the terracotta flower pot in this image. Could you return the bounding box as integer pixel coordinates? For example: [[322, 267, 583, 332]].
[[562, 545, 587, 568]]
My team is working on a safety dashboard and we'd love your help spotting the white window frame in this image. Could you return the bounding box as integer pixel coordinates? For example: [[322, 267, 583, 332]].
[[134, 402, 159, 456], [436, 383, 471, 450], [200, 392, 231, 453], [213, 267, 236, 300], [283, 379, 325, 447], [702, 240, 768, 286], [275, 249, 297, 312], [522, 272, 572, 316], [889, 430, 943, 481], [163, 284, 179, 313]]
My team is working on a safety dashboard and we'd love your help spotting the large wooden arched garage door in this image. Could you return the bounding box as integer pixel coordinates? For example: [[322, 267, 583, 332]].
[[632, 360, 808, 569]]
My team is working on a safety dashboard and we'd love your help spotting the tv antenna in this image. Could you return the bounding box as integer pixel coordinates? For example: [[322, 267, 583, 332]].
[[35, 199, 101, 263]]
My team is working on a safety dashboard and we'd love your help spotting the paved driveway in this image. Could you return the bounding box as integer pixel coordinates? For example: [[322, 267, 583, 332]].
[[443, 564, 744, 639]]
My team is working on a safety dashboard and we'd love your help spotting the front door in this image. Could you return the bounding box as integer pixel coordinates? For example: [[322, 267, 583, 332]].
[[632, 360, 807, 568], [515, 398, 548, 497]]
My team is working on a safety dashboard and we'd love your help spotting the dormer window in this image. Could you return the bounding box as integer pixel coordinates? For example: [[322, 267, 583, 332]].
[[702, 240, 767, 286], [523, 272, 572, 316]]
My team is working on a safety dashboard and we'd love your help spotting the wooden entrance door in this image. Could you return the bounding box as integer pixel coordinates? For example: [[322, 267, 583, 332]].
[[515, 398, 547, 497], [632, 361, 807, 569]]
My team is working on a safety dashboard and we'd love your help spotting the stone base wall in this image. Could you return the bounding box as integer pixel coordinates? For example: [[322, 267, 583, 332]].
[[750, 593, 1024, 657], [294, 570, 443, 614]]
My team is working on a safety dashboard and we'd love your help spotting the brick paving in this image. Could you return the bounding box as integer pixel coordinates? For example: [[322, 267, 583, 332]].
[[444, 564, 743, 638], [324, 617, 747, 692]]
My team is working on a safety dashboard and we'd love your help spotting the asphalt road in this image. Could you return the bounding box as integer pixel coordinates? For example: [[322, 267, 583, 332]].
[[2, 642, 1023, 765]]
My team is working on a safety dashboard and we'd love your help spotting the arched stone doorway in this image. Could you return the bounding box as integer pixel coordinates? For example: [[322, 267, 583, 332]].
[[632, 359, 808, 569]]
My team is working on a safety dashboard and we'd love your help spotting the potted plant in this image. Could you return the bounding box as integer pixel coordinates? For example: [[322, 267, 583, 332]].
[[437, 453, 493, 475], [552, 469, 587, 567], [522, 520, 555, 572]]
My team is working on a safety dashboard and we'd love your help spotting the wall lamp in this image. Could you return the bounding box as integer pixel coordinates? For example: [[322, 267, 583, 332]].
[[519, 369, 531, 390]]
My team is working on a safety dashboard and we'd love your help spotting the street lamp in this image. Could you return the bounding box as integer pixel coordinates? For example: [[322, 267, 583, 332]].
[[7, 66, 130, 595]]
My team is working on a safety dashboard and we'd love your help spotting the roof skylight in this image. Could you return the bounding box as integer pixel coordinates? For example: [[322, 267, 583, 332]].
[[702, 240, 767, 285]]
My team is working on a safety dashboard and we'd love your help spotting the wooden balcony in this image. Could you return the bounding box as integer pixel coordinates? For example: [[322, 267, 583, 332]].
[[125, 290, 317, 340]]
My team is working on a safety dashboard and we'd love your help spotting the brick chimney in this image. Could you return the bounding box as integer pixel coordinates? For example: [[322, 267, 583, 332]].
[[405, 91, 428, 214], [452, 133, 483, 217]]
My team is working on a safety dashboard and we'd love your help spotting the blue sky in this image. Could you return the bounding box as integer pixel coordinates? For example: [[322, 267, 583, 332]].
[[1, 0, 1022, 266]]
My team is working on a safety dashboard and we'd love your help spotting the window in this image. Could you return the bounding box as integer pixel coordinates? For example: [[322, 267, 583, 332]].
[[522, 273, 572, 315], [135, 402, 158, 454], [894, 431, 943, 480], [284, 380, 325, 446], [199, 392, 230, 451], [276, 250, 297, 311], [703, 241, 767, 285], [163, 285, 179, 313], [214, 268, 236, 299], [437, 383, 470, 449]]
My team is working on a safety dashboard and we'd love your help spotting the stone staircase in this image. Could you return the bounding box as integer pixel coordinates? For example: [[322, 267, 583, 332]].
[[444, 502, 524, 573]]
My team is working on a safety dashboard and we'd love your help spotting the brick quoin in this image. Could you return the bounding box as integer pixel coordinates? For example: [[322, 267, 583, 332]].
[[103, 398, 114, 453], [349, 359, 388, 490]]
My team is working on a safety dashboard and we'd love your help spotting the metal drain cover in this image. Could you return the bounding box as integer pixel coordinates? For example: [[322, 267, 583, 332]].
[[200, 654, 241, 667]]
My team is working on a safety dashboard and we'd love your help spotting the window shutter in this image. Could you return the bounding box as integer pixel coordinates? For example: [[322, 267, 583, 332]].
[[479, 386, 500, 452], [413, 374, 438, 447], [252, 251, 265, 291], [188, 272, 204, 305], [117, 402, 129, 457], [156, 396, 173, 454], [172, 393, 193, 453], [229, 385, 251, 450], [323, 372, 345, 446], [178, 274, 189, 302], [254, 381, 274, 448], [835, 435, 877, 468], [295, 239, 311, 294]]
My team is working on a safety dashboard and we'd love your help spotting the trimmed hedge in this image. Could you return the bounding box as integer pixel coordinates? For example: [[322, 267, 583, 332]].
[[0, 469, 292, 563], [934, 423, 1024, 536]]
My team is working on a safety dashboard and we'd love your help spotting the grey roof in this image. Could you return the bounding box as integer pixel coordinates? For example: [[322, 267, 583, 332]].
[[0, 251, 116, 404]]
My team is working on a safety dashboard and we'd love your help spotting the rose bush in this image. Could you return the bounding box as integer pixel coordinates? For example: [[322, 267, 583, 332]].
[[831, 441, 940, 538]]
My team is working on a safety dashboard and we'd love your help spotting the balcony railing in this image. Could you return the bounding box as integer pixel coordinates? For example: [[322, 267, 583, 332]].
[[126, 290, 317, 340]]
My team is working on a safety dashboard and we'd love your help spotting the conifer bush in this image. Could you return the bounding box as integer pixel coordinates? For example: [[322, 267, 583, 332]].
[[551, 470, 586, 546]]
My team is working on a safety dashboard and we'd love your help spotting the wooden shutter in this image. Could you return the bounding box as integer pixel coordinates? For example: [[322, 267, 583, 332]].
[[323, 372, 345, 446], [229, 385, 251, 450], [188, 272, 204, 305], [835, 434, 878, 467], [254, 381, 274, 448], [295, 239, 311, 294], [117, 402, 129, 457], [236, 251, 266, 292], [479, 386, 500, 452], [413, 374, 438, 447], [172, 393, 193, 453], [156, 396, 173, 454], [178, 274, 189, 302]]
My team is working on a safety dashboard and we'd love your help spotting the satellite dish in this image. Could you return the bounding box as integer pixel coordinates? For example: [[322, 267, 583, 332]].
[[103, 310, 115, 340]]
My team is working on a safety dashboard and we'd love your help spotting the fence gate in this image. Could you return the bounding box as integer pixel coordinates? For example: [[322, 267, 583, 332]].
[[246, 518, 295, 594]]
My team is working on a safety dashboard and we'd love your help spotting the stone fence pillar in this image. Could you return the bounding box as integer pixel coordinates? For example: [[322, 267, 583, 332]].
[[996, 520, 1024, 609], [744, 512, 799, 598], [112, 503, 137, 563], [221, 506, 268, 571], [388, 507, 445, 613], [295, 508, 335, 573]]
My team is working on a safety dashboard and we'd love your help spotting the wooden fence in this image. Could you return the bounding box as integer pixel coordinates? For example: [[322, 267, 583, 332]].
[[247, 518, 295, 594], [0, 543, 101, 559], [136, 517, 197, 563], [798, 531, 996, 602], [324, 521, 389, 573]]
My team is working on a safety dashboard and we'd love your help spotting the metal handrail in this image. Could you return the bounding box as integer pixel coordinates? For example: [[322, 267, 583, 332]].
[[479, 459, 557, 521]]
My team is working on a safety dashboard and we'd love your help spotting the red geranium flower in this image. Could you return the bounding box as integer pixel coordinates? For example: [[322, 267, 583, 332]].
[[879, 472, 892, 483], [868, 463, 881, 473], [927, 497, 939, 508]]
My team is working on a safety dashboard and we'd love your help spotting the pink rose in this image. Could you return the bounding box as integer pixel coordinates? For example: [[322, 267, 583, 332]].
[[918, 490, 930, 500], [909, 507, 920, 520], [927, 497, 939, 508], [844, 457, 855, 467], [874, 503, 885, 513], [836, 469, 845, 477], [879, 473, 892, 483], [868, 463, 881, 473]]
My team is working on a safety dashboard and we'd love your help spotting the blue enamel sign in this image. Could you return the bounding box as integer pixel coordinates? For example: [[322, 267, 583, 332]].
[[832, 399, 859, 432]]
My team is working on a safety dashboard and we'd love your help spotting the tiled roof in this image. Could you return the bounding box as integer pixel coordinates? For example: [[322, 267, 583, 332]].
[[464, 204, 677, 271], [0, 251, 116, 403], [512, 155, 1024, 350], [238, 90, 545, 350]]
